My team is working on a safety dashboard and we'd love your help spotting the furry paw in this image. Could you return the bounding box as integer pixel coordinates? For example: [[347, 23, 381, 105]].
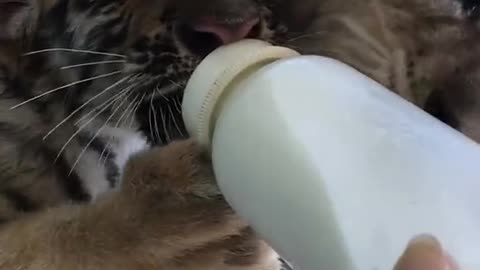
[[122, 139, 221, 200]]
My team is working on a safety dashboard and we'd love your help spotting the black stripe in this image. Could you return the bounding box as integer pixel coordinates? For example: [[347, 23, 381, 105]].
[[77, 133, 119, 187], [2, 190, 38, 212], [43, 0, 69, 35], [72, 0, 92, 12], [77, 133, 105, 153], [55, 155, 91, 202], [0, 122, 91, 202], [462, 0, 480, 19], [137, 93, 188, 146], [99, 24, 129, 51], [424, 89, 460, 130], [92, 0, 118, 11], [88, 16, 129, 51], [0, 124, 91, 204]]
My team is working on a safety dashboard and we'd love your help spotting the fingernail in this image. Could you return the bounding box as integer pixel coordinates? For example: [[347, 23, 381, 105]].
[[407, 234, 442, 250], [405, 234, 444, 259], [394, 234, 446, 270]]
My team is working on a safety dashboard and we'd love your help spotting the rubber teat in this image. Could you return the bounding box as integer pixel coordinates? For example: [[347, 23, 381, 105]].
[[182, 39, 299, 147]]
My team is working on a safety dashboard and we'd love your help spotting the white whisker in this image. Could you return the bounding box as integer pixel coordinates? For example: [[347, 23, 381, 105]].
[[154, 84, 169, 101], [112, 79, 138, 113], [74, 80, 137, 126], [101, 149, 113, 167], [118, 93, 141, 129], [54, 86, 132, 163], [173, 96, 182, 114], [98, 94, 140, 163], [24, 48, 126, 58], [99, 144, 111, 166], [11, 70, 122, 109], [148, 92, 156, 144], [169, 79, 185, 90], [148, 96, 154, 140], [153, 109, 162, 143], [285, 31, 326, 43], [68, 88, 135, 176], [120, 93, 146, 128], [128, 93, 145, 128], [98, 138, 110, 165], [60, 60, 126, 70], [168, 104, 184, 137], [99, 145, 111, 166], [43, 75, 132, 140], [159, 105, 170, 143], [103, 92, 143, 164]]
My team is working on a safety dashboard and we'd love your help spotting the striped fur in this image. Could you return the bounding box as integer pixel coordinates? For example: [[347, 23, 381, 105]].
[[0, 0, 478, 269]]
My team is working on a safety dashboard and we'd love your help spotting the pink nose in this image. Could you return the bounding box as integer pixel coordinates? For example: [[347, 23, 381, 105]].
[[192, 17, 261, 45]]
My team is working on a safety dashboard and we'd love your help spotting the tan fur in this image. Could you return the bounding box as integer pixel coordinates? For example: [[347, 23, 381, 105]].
[[0, 140, 280, 270], [286, 0, 462, 105]]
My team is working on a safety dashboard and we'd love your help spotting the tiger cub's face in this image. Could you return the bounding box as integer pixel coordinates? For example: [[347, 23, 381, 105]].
[[0, 0, 315, 144]]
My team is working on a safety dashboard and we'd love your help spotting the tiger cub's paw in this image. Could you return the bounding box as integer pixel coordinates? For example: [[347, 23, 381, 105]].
[[123, 139, 221, 200]]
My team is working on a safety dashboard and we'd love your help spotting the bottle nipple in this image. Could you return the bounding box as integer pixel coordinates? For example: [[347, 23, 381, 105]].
[[182, 39, 299, 147]]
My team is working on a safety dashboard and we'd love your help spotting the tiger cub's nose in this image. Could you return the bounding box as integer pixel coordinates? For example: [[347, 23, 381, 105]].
[[176, 16, 261, 56]]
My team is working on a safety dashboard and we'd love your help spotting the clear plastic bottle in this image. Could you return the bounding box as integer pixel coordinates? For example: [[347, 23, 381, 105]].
[[182, 39, 480, 270]]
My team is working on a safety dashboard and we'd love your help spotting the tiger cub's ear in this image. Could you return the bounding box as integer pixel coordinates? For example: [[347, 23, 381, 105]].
[[0, 0, 31, 40]]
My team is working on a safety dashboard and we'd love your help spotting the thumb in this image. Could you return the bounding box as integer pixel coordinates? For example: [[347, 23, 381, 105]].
[[393, 235, 459, 270]]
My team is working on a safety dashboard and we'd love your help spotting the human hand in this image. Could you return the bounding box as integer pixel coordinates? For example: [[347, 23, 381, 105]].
[[394, 235, 459, 270]]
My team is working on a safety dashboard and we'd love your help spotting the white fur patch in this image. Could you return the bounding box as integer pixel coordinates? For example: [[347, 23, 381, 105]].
[[71, 124, 150, 200], [100, 126, 150, 179], [74, 149, 110, 199]]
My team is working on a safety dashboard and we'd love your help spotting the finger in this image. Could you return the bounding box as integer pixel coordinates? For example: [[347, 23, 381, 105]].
[[393, 234, 457, 270]]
